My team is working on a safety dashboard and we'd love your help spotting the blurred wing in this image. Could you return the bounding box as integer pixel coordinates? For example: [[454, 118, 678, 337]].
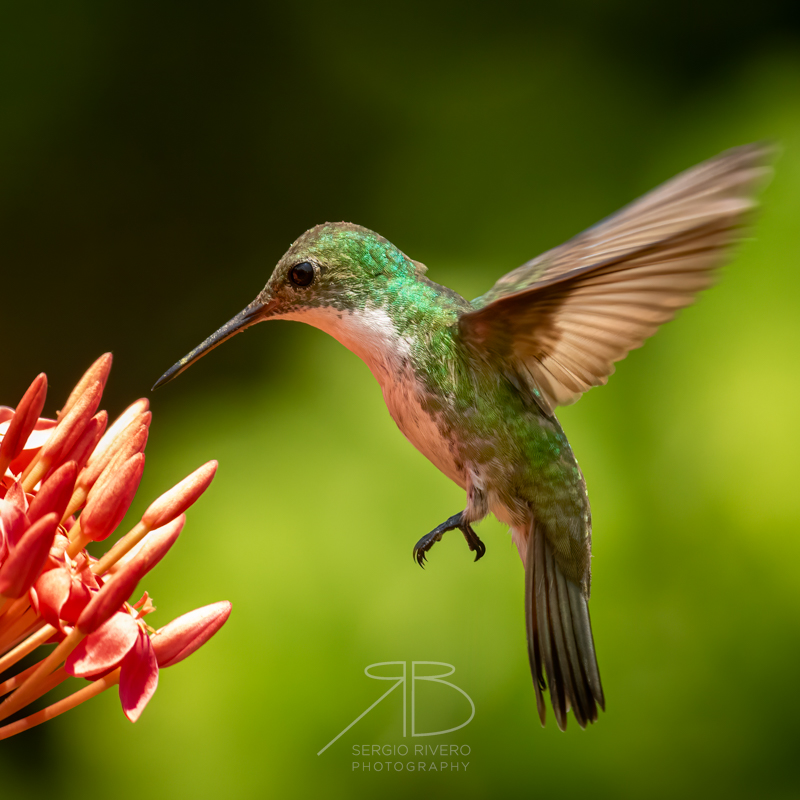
[[459, 144, 771, 415]]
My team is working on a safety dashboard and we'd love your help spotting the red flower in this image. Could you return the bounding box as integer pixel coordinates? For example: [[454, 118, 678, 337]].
[[0, 355, 230, 739]]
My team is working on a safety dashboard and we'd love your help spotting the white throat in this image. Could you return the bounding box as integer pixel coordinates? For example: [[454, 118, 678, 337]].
[[284, 304, 412, 383]]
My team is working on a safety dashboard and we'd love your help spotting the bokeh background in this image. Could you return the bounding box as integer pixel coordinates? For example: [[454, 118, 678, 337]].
[[2, 2, 800, 798]]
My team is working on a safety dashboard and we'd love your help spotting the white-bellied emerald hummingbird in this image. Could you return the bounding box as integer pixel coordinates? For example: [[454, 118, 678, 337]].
[[154, 144, 769, 729]]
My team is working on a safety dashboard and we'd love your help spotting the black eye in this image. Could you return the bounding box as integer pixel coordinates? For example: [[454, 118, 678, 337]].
[[289, 262, 315, 287]]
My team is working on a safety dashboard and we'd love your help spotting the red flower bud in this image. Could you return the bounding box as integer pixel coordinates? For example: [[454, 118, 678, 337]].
[[59, 354, 112, 419], [81, 453, 145, 542], [142, 461, 217, 529], [29, 382, 103, 485], [56, 412, 108, 477], [0, 513, 59, 599], [88, 400, 149, 471], [0, 373, 47, 473], [77, 515, 183, 634], [152, 601, 232, 667], [82, 420, 149, 498], [28, 462, 78, 524]]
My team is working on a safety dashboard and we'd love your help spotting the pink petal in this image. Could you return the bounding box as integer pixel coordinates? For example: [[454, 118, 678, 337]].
[[32, 566, 73, 626], [3, 481, 28, 514], [119, 627, 159, 722], [66, 612, 139, 677], [0, 498, 30, 551]]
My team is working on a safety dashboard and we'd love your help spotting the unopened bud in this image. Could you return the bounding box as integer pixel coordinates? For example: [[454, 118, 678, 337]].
[[30, 382, 103, 486], [28, 461, 78, 524], [0, 374, 47, 473], [77, 515, 182, 634], [152, 601, 232, 667], [142, 461, 217, 529], [0, 513, 59, 598], [58, 412, 108, 476], [81, 453, 145, 542], [60, 354, 112, 419], [88, 400, 149, 470]]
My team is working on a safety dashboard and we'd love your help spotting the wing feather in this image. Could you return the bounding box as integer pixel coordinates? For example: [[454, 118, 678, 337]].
[[459, 144, 771, 414]]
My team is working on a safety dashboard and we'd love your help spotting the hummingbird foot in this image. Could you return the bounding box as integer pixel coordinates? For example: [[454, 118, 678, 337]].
[[413, 511, 486, 568]]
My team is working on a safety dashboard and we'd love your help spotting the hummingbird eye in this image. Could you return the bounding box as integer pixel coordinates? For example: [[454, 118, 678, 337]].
[[289, 262, 315, 287]]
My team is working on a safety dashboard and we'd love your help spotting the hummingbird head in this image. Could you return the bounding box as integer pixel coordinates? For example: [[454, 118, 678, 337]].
[[257, 221, 423, 319], [153, 222, 424, 388]]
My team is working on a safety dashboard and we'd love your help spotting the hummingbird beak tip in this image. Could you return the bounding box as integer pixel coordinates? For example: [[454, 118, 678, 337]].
[[151, 298, 271, 391]]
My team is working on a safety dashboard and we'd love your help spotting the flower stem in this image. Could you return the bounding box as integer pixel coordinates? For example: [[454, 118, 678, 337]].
[[0, 668, 120, 741], [0, 606, 38, 653], [0, 659, 43, 697], [92, 520, 149, 575], [0, 627, 84, 722], [0, 624, 56, 675], [66, 528, 92, 559]]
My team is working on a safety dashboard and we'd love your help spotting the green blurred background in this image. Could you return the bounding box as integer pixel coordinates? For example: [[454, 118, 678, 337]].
[[2, 2, 800, 798]]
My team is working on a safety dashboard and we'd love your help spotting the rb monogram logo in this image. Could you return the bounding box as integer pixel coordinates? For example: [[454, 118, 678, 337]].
[[317, 661, 475, 755]]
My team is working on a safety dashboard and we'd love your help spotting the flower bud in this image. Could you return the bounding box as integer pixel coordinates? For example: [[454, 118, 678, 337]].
[[60, 354, 112, 419], [142, 461, 217, 529], [81, 453, 145, 542], [152, 601, 232, 667], [28, 462, 78, 524], [57, 412, 108, 476], [77, 515, 183, 634], [25, 382, 102, 489], [88, 400, 149, 470], [0, 513, 59, 599], [0, 374, 47, 473]]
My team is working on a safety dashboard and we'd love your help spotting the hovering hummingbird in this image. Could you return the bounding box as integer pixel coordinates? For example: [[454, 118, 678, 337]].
[[154, 144, 769, 730]]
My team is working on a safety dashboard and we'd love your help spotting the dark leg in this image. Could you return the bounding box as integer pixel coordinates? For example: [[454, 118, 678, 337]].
[[413, 511, 486, 567]]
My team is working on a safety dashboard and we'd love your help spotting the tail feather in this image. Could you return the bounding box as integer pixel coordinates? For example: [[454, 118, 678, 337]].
[[524, 519, 604, 729]]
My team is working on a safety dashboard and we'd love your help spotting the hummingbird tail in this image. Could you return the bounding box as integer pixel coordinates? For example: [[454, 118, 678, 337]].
[[523, 519, 605, 730]]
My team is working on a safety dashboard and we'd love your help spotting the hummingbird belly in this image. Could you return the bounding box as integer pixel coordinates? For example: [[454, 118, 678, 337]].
[[380, 367, 468, 490], [294, 302, 469, 489]]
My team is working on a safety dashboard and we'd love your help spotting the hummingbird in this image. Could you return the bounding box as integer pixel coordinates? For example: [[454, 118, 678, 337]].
[[154, 144, 769, 730]]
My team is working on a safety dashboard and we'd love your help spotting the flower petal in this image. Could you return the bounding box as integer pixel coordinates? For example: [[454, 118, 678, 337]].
[[119, 627, 159, 722], [0, 497, 30, 551], [66, 612, 139, 677]]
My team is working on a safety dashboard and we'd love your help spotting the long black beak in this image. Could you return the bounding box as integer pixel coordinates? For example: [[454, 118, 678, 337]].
[[152, 298, 271, 390]]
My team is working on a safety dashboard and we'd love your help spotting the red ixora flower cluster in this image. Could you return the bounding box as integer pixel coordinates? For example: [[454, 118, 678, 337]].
[[0, 354, 231, 739]]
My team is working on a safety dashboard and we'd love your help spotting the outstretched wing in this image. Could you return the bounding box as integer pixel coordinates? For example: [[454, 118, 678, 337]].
[[459, 144, 771, 416]]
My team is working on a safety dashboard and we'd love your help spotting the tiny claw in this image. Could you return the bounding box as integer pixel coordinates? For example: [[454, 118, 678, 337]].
[[412, 512, 486, 567], [461, 523, 486, 563]]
